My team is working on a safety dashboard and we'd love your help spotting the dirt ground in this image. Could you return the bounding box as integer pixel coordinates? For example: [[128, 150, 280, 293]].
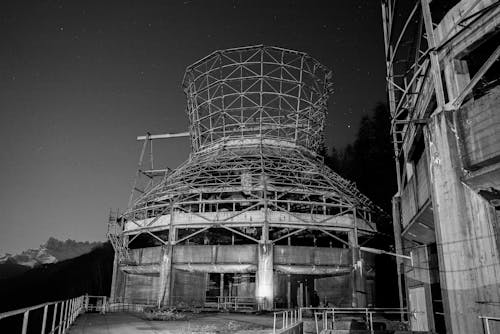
[[68, 312, 276, 334]]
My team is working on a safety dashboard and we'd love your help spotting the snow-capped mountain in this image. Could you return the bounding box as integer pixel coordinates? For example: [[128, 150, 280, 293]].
[[0, 238, 101, 269]]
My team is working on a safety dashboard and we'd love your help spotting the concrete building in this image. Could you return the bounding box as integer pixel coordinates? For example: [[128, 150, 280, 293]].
[[382, 1, 500, 333], [108, 45, 387, 311]]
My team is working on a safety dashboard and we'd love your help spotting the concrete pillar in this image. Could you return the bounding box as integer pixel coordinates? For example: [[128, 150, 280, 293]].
[[287, 275, 292, 308], [220, 273, 224, 298], [109, 252, 119, 302], [392, 196, 406, 321], [348, 230, 366, 307], [424, 110, 500, 334], [158, 244, 173, 307], [256, 242, 274, 310], [298, 282, 304, 308]]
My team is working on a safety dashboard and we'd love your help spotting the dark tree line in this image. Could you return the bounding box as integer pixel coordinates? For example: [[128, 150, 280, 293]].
[[323, 103, 399, 308], [324, 102, 397, 214], [0, 243, 114, 313]]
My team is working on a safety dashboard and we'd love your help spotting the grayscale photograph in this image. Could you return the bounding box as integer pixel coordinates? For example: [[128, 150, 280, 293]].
[[0, 1, 499, 333]]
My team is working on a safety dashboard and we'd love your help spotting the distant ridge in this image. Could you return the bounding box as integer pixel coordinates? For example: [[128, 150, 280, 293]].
[[0, 242, 113, 313], [0, 238, 102, 279]]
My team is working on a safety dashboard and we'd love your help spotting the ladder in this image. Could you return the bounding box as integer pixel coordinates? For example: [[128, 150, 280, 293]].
[[107, 209, 133, 264]]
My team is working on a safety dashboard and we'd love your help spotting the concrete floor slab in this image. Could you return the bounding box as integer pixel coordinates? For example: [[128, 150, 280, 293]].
[[68, 312, 275, 334]]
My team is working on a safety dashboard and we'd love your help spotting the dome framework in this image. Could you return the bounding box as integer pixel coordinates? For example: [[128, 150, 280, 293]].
[[108, 45, 385, 310]]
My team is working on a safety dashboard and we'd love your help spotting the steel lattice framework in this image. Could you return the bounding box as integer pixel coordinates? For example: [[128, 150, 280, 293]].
[[183, 45, 333, 153], [112, 45, 384, 264]]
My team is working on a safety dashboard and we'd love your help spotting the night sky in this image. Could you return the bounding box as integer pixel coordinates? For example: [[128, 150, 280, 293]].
[[0, 0, 386, 254]]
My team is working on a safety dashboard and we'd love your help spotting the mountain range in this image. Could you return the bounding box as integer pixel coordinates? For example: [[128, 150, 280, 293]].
[[0, 238, 101, 279]]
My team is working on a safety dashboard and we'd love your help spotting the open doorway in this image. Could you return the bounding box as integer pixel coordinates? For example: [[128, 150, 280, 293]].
[[205, 273, 256, 309]]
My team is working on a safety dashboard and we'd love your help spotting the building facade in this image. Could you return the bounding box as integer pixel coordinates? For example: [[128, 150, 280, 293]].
[[382, 1, 500, 333]]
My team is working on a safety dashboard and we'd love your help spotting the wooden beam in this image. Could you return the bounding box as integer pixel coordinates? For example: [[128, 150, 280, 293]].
[[137, 132, 189, 141], [451, 44, 500, 109]]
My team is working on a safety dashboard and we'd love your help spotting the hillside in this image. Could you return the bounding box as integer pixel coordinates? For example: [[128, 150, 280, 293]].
[[0, 238, 102, 280], [0, 242, 114, 313]]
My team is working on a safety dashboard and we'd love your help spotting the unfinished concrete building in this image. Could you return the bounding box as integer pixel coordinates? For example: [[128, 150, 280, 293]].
[[382, 0, 500, 333], [108, 45, 386, 311]]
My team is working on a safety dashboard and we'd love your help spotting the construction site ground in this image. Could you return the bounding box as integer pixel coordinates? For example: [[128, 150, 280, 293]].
[[68, 311, 275, 334]]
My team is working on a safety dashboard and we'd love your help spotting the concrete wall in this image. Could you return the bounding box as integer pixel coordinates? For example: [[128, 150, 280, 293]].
[[124, 273, 159, 304], [118, 245, 371, 309], [460, 86, 500, 168], [171, 270, 206, 307], [425, 110, 500, 334]]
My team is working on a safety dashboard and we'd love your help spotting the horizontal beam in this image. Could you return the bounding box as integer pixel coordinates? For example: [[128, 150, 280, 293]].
[[360, 246, 413, 264], [275, 264, 351, 275], [137, 132, 190, 141]]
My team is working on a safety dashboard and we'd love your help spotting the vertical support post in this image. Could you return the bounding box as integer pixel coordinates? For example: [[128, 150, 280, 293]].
[[220, 273, 224, 300], [257, 170, 273, 310], [58, 301, 64, 334], [51, 303, 58, 334], [423, 110, 500, 334], [421, 0, 446, 108], [63, 299, 69, 331], [256, 242, 274, 310], [110, 251, 119, 303], [287, 274, 292, 308], [298, 282, 304, 308], [102, 296, 107, 314], [158, 244, 173, 307], [392, 195, 406, 321], [41, 304, 48, 334], [158, 201, 175, 307], [349, 209, 366, 307], [84, 294, 89, 311], [21, 310, 29, 334]]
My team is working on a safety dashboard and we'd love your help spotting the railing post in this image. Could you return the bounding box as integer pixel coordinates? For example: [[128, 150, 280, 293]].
[[21, 310, 29, 334], [484, 317, 491, 334], [69, 298, 74, 327], [370, 312, 374, 334], [41, 304, 48, 334], [314, 312, 319, 334], [63, 300, 69, 332], [72, 298, 76, 322], [58, 301, 64, 334], [323, 310, 327, 330], [52, 302, 58, 334]]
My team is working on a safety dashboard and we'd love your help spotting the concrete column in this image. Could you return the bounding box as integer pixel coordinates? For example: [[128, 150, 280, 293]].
[[424, 110, 500, 334], [392, 195, 406, 321], [256, 242, 274, 310], [109, 252, 119, 302], [220, 273, 224, 298], [287, 275, 292, 308], [158, 244, 173, 307], [348, 230, 366, 307]]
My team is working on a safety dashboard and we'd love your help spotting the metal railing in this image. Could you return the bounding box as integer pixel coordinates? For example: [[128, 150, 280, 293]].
[[216, 296, 262, 311], [479, 315, 500, 334], [300, 307, 410, 334], [83, 295, 107, 314], [0, 296, 85, 334], [273, 309, 301, 334]]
